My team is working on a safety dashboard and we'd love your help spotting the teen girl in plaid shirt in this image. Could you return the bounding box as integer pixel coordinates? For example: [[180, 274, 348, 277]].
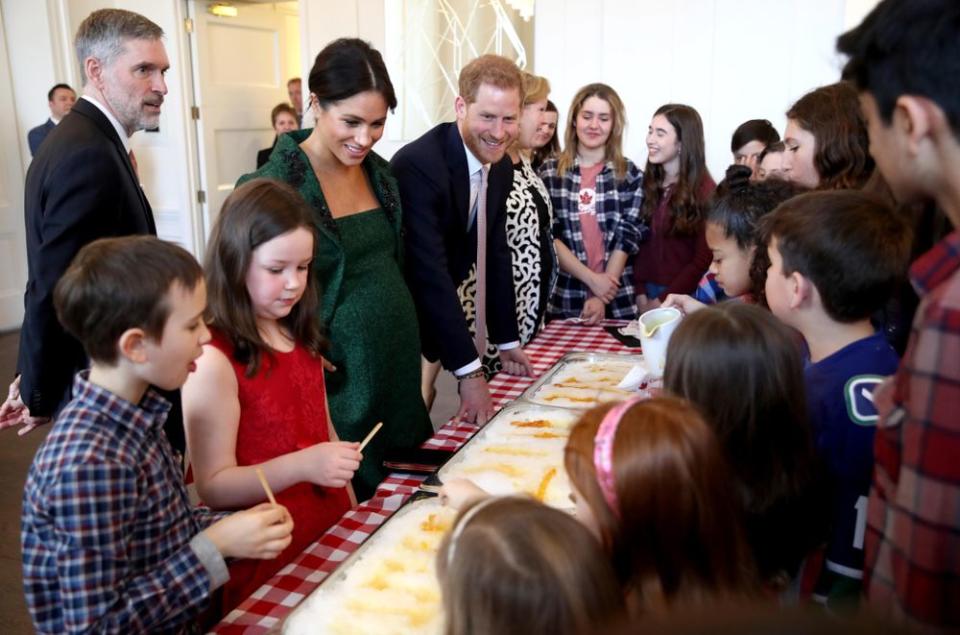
[[539, 83, 645, 323]]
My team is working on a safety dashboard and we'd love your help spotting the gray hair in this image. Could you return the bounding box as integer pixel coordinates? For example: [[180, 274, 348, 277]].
[[74, 9, 164, 84]]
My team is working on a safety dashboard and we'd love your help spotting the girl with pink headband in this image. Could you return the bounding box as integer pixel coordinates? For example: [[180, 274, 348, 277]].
[[564, 395, 758, 614]]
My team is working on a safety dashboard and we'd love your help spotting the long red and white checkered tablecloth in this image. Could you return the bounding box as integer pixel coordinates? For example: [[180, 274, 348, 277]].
[[211, 319, 636, 633]]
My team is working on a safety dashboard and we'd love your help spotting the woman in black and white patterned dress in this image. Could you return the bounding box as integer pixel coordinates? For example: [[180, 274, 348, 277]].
[[457, 72, 557, 375]]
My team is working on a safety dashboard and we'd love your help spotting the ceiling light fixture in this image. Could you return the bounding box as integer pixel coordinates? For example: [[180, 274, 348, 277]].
[[208, 3, 238, 18]]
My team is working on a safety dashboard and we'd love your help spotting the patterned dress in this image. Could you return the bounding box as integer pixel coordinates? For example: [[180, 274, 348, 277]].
[[458, 157, 557, 374], [238, 130, 432, 501]]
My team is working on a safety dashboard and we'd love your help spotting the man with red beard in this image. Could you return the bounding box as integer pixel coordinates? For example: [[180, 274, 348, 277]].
[[392, 55, 534, 424], [0, 9, 184, 449]]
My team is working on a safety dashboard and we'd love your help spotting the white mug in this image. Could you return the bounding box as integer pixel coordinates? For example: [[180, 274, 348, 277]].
[[638, 307, 682, 377]]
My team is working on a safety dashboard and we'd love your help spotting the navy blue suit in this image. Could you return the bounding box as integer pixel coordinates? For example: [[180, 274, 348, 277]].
[[390, 122, 518, 371], [27, 119, 56, 157]]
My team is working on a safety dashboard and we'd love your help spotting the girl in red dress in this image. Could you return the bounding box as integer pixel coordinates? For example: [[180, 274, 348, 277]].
[[183, 178, 359, 614]]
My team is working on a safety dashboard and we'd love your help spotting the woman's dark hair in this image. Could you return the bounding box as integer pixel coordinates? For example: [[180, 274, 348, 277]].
[[730, 119, 780, 154], [785, 81, 874, 190], [641, 104, 713, 235], [532, 99, 561, 169], [204, 178, 325, 377], [308, 38, 397, 111], [664, 303, 827, 583], [710, 165, 807, 303]]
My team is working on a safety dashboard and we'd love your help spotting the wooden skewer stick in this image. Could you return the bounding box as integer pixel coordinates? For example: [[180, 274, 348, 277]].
[[358, 422, 383, 452], [255, 466, 278, 506]]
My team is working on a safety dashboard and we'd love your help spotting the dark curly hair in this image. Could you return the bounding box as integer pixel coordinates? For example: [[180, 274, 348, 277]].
[[785, 81, 874, 190], [710, 165, 807, 305]]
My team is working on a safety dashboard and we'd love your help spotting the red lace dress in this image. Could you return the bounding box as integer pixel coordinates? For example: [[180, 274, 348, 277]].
[[207, 328, 352, 614]]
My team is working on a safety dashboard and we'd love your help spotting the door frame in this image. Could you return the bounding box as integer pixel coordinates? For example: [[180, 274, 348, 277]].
[[179, 0, 210, 260]]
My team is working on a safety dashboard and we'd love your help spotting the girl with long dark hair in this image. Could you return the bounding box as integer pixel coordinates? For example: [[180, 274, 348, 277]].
[[634, 104, 715, 313]]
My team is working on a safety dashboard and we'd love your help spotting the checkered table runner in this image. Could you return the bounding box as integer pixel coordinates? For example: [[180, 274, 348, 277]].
[[211, 319, 635, 633]]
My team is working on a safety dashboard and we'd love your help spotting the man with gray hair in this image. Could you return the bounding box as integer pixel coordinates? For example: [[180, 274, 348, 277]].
[[0, 9, 177, 444]]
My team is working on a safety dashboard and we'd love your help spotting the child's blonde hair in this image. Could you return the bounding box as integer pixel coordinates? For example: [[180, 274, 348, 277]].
[[437, 496, 623, 634]]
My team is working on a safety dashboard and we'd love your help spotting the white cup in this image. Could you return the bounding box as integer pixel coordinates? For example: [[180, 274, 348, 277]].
[[638, 307, 682, 377]]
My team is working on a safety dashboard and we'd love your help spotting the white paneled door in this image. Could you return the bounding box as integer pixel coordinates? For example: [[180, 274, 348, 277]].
[[188, 1, 299, 241], [0, 10, 28, 330]]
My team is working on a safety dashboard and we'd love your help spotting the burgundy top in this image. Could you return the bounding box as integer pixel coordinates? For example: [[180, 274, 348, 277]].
[[207, 328, 352, 616], [633, 176, 715, 300]]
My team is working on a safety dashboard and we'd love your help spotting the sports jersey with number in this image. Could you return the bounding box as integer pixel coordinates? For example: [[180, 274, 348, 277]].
[[804, 331, 899, 608]]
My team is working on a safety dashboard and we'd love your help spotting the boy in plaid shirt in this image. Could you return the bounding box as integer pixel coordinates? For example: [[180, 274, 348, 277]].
[[21, 237, 293, 634], [838, 0, 960, 628]]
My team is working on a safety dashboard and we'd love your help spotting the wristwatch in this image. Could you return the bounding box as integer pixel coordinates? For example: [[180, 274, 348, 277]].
[[457, 368, 486, 382]]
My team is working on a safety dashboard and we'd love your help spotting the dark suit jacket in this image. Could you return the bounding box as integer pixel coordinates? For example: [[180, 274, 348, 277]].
[[390, 122, 518, 371], [256, 137, 277, 169], [27, 119, 55, 157], [19, 98, 156, 418]]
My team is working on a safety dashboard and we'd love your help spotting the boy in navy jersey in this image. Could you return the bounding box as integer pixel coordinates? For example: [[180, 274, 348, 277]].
[[762, 190, 911, 608]]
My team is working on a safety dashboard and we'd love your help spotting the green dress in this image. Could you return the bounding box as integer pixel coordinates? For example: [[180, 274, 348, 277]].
[[238, 130, 432, 500]]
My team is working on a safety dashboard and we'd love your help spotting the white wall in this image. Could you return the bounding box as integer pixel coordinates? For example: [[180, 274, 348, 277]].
[[299, 0, 409, 156], [534, 0, 879, 179], [0, 0, 884, 314], [2, 0, 70, 174]]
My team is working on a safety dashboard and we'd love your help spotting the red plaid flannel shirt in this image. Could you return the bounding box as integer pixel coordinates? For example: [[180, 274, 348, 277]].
[[865, 229, 960, 629]]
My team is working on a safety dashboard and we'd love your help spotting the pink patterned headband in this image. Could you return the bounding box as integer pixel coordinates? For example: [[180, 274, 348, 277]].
[[592, 396, 645, 517]]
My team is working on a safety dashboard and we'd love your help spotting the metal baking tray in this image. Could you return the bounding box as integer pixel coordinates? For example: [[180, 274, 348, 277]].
[[424, 401, 581, 509], [519, 351, 646, 409], [281, 492, 449, 634]]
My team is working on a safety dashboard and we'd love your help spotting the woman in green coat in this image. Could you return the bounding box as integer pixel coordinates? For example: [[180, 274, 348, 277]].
[[238, 39, 431, 501]]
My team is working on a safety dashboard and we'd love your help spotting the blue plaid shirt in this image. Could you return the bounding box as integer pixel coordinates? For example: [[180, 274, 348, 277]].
[[538, 157, 646, 319], [22, 372, 228, 634], [694, 272, 729, 305]]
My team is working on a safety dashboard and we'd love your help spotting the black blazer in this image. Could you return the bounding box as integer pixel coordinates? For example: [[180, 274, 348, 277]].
[[18, 98, 156, 418], [256, 136, 277, 169], [390, 122, 518, 371], [27, 119, 56, 157]]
